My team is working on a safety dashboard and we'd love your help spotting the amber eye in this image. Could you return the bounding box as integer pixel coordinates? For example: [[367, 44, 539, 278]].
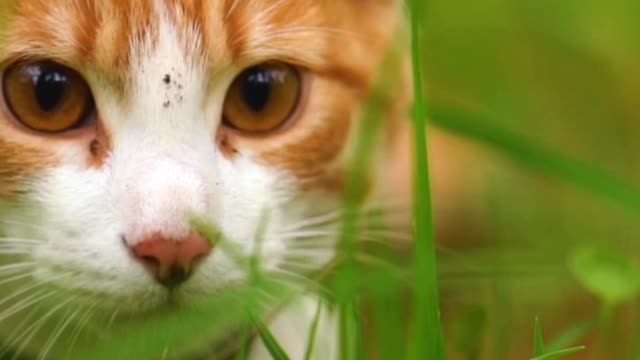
[[3, 61, 95, 133], [222, 63, 301, 133]]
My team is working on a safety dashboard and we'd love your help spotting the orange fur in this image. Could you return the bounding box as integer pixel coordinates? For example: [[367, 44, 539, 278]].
[[0, 138, 52, 198], [0, 0, 403, 196], [2, 1, 158, 90]]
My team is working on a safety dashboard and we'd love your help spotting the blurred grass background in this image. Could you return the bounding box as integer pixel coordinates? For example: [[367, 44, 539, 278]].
[[423, 1, 640, 359]]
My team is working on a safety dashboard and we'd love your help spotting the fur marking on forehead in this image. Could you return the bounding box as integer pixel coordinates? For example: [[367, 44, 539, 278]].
[[1, 0, 396, 91]]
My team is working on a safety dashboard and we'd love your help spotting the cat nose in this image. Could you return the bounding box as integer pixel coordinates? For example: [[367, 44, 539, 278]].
[[131, 233, 212, 288]]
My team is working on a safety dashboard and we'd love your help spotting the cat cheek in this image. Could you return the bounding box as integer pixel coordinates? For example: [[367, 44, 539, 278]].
[[0, 139, 56, 199]]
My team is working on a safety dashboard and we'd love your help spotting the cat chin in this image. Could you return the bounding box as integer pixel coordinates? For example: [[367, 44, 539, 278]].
[[0, 276, 250, 359], [49, 273, 246, 315]]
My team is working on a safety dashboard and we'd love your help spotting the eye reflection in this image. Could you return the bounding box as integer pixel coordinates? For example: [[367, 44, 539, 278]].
[[222, 63, 301, 134], [3, 61, 95, 133]]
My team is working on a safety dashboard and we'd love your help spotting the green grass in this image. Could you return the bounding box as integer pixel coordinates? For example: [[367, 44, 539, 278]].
[[7, 0, 640, 359], [408, 0, 447, 359], [428, 106, 640, 215]]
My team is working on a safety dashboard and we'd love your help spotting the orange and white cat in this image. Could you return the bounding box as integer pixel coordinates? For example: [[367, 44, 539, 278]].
[[0, 0, 407, 359]]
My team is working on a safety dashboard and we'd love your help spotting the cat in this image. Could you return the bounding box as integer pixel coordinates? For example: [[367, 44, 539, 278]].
[[0, 0, 408, 359]]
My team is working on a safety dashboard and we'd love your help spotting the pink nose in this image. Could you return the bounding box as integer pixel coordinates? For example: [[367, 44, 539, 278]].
[[131, 233, 212, 288]]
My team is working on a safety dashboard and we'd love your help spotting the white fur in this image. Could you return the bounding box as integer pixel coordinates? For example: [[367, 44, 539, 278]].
[[0, 5, 340, 359]]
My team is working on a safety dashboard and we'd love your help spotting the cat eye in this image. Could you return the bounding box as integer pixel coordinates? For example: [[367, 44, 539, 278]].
[[222, 63, 302, 134], [3, 61, 95, 133]]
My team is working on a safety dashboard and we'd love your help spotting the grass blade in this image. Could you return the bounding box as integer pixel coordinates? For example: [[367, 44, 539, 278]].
[[70, 293, 251, 360], [530, 346, 587, 360], [547, 317, 596, 352], [534, 317, 546, 356], [408, 0, 447, 359], [371, 273, 407, 360], [429, 106, 640, 215], [250, 313, 291, 360], [235, 333, 254, 360], [339, 299, 365, 360], [303, 300, 323, 360]]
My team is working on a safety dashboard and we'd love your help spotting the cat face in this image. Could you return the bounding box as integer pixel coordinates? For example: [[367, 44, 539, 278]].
[[0, 0, 400, 319]]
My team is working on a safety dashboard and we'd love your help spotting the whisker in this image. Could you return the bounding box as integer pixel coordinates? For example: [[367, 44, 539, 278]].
[[0, 245, 36, 253], [0, 271, 72, 311], [0, 288, 52, 324], [277, 258, 329, 271], [38, 307, 70, 360], [38, 304, 82, 360], [0, 271, 35, 288], [0, 249, 32, 256], [283, 231, 413, 250], [284, 242, 336, 250], [0, 262, 35, 276], [0, 238, 41, 244], [106, 308, 121, 331], [280, 210, 343, 233], [66, 300, 99, 356], [280, 230, 340, 239], [283, 253, 405, 273], [362, 229, 413, 242], [0, 301, 42, 358], [11, 293, 77, 360], [268, 269, 331, 297], [281, 206, 411, 235], [0, 219, 46, 230], [286, 234, 394, 245], [279, 249, 335, 258]]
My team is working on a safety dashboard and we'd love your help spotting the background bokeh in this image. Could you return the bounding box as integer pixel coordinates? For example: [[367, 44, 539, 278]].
[[423, 1, 640, 359]]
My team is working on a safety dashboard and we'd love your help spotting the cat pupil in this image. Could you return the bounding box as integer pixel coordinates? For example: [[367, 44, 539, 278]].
[[242, 69, 272, 113], [35, 70, 67, 113]]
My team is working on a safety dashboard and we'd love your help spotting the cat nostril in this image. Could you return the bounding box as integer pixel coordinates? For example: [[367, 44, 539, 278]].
[[129, 233, 212, 288], [162, 266, 190, 289], [139, 255, 161, 272]]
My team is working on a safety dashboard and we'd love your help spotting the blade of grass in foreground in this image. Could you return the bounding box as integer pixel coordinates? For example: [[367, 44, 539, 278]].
[[246, 211, 292, 360], [70, 291, 252, 360], [250, 313, 291, 360], [408, 0, 447, 359], [302, 300, 323, 360], [335, 15, 393, 359], [339, 299, 365, 360]]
